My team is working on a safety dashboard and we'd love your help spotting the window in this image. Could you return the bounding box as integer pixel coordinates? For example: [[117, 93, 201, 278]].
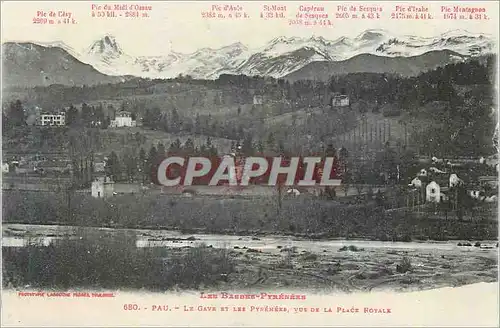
[[431, 188, 435, 193]]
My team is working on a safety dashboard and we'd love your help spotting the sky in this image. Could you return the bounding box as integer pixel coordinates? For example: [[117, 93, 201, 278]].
[[1, 1, 499, 56]]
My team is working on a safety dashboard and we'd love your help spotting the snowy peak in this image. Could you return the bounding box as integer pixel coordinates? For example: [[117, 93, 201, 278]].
[[82, 34, 134, 76], [440, 29, 488, 38], [20, 28, 495, 80], [88, 35, 123, 57], [373, 30, 493, 57], [219, 42, 248, 56], [355, 29, 388, 42]]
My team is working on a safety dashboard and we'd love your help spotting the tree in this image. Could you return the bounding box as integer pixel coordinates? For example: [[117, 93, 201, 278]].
[[107, 151, 121, 182], [144, 145, 158, 183], [380, 144, 398, 184], [206, 136, 213, 150], [148, 145, 158, 164], [143, 108, 152, 127], [278, 140, 286, 155], [204, 136, 218, 156], [257, 140, 264, 154], [150, 107, 162, 129], [66, 105, 79, 126], [2, 112, 9, 133], [339, 146, 349, 176], [325, 143, 337, 157], [267, 132, 275, 151], [169, 138, 182, 154], [81, 103, 92, 126], [138, 148, 147, 183], [367, 187, 374, 202], [183, 138, 195, 154], [208, 144, 218, 157], [375, 190, 385, 207], [157, 142, 166, 158], [171, 108, 180, 132], [123, 150, 137, 181], [237, 106, 242, 116], [323, 186, 336, 200], [242, 134, 254, 156], [339, 147, 348, 161], [94, 103, 105, 127], [7, 100, 25, 127], [354, 171, 364, 196], [107, 104, 116, 119], [103, 116, 111, 129], [238, 125, 245, 139], [194, 113, 201, 134], [437, 79, 456, 103]]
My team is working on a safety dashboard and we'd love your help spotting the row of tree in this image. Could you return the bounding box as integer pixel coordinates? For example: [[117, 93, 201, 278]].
[[2, 100, 120, 130], [4, 55, 493, 112], [104, 137, 219, 183]]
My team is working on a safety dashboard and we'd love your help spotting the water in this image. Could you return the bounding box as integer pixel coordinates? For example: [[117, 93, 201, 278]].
[[2, 223, 498, 252]]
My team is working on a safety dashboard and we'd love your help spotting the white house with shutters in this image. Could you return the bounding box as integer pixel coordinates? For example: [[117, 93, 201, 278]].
[[110, 111, 136, 128], [331, 93, 350, 107], [40, 112, 66, 126]]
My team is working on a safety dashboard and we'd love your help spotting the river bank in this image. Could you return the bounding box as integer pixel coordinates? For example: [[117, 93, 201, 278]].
[[3, 223, 499, 250], [2, 223, 498, 294], [2, 190, 498, 242]]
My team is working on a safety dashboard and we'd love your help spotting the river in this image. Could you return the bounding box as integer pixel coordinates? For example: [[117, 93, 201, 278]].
[[2, 223, 498, 253]]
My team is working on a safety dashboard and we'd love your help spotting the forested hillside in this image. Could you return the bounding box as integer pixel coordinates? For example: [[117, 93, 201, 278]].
[[3, 55, 497, 161]]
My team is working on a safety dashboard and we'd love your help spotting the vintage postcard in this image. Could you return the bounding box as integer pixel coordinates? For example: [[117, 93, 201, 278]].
[[1, 0, 499, 326]]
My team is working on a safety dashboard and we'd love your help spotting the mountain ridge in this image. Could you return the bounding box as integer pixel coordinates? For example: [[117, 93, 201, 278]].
[[283, 49, 469, 82], [1, 42, 128, 88], [82, 29, 495, 79], [1, 29, 495, 86]]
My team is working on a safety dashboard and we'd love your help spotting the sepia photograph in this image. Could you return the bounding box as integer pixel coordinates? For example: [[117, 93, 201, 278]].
[[1, 1, 499, 326]]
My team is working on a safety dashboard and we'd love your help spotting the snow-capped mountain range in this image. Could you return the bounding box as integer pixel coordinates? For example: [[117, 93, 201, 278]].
[[22, 29, 497, 80]]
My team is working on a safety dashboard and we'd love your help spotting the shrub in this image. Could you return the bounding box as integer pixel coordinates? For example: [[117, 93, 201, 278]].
[[2, 231, 234, 291], [301, 252, 318, 261], [275, 249, 294, 269], [338, 245, 364, 252], [396, 257, 413, 273], [326, 264, 341, 275]]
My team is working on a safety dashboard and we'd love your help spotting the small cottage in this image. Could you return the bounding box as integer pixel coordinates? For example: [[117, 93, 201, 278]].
[[449, 173, 464, 188], [2, 163, 9, 173], [426, 180, 448, 203], [478, 176, 498, 189], [426, 181, 441, 203], [331, 93, 350, 107], [409, 177, 422, 188], [91, 176, 115, 198], [253, 95, 264, 105], [417, 168, 428, 177]]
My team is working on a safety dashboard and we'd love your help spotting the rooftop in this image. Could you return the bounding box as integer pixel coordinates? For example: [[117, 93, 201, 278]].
[[41, 112, 65, 116], [93, 176, 115, 184]]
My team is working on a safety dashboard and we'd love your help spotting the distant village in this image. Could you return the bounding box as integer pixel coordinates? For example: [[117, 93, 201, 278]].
[[2, 87, 498, 220]]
